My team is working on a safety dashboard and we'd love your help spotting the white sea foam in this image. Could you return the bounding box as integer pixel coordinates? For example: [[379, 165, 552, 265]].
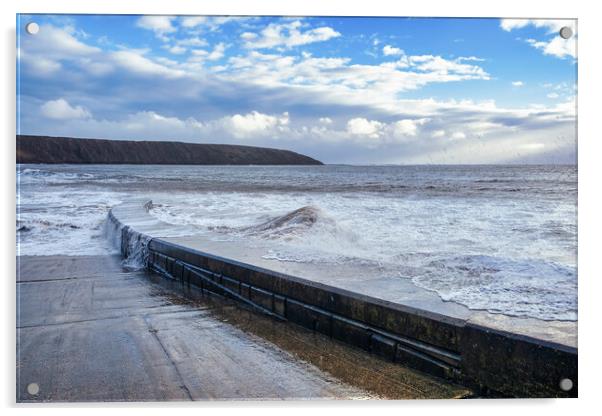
[[147, 190, 577, 320], [17, 164, 577, 321]]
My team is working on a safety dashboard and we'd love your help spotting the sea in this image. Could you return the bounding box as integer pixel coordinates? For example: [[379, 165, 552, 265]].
[[16, 164, 577, 322]]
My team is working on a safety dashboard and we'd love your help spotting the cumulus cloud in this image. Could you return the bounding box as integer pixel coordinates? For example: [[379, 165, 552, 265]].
[[222, 111, 290, 138], [346, 118, 384, 139], [136, 16, 176, 40], [22, 98, 576, 164], [390, 118, 428, 138], [383, 45, 404, 56], [40, 99, 91, 120], [207, 43, 227, 61], [243, 20, 340, 49], [526, 36, 576, 59], [500, 19, 577, 59], [180, 16, 208, 29], [512, 81, 524, 87]]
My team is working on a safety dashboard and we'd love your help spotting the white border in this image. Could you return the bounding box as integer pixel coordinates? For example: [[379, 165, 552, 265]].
[[2, 1, 600, 414]]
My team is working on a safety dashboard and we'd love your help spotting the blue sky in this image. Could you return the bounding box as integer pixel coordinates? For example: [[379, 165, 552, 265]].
[[17, 15, 576, 164]]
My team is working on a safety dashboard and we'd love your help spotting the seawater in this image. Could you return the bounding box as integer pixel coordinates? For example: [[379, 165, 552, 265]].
[[16, 164, 577, 321]]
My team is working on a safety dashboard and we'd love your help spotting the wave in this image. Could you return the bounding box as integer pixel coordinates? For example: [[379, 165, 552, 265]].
[[16, 218, 82, 231], [210, 205, 327, 240], [203, 205, 370, 264], [411, 254, 577, 321], [242, 206, 321, 238]]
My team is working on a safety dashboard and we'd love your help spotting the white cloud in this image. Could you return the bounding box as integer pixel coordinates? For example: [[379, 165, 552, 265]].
[[18, 25, 104, 78], [19, 24, 99, 69], [223, 111, 290, 138], [220, 51, 489, 113], [243, 20, 340, 49], [390, 118, 428, 137], [500, 19, 577, 59], [547, 92, 559, 99], [186, 43, 226, 62], [180, 16, 207, 28], [110, 50, 185, 78], [18, 22, 576, 164], [176, 37, 208, 47], [168, 45, 187, 55], [241, 32, 258, 41], [41, 25, 100, 56], [20, 52, 62, 75], [24, 100, 576, 164], [122, 111, 194, 132], [346, 118, 384, 139], [512, 81, 524, 87], [500, 19, 571, 34], [40, 99, 91, 120], [383, 45, 404, 56], [180, 16, 256, 32], [79, 58, 114, 76], [207, 43, 227, 61], [136, 16, 176, 40], [500, 19, 532, 31], [457, 56, 485, 62], [526, 36, 576, 59], [340, 117, 428, 144], [408, 55, 489, 77]]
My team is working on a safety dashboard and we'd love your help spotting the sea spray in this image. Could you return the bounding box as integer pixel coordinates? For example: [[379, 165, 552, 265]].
[[121, 226, 152, 271], [106, 209, 151, 271]]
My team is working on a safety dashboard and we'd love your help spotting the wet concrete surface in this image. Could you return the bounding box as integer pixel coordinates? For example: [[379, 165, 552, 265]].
[[17, 255, 470, 402]]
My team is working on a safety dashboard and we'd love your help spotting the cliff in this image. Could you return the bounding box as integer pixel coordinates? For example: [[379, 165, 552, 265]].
[[16, 135, 323, 165]]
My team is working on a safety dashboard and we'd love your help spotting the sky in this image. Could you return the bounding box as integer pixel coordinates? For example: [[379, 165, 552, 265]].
[[17, 15, 577, 164]]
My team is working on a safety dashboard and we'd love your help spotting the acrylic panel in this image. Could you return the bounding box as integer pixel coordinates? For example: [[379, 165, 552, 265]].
[[16, 15, 577, 402]]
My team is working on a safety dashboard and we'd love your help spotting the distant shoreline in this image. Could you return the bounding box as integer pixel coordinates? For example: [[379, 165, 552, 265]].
[[16, 135, 323, 165]]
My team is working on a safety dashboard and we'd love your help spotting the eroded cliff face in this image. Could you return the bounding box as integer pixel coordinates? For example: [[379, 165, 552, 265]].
[[16, 135, 323, 165]]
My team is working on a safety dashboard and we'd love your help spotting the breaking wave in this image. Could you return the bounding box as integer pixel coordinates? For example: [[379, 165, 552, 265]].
[[200, 205, 370, 265], [212, 206, 325, 239]]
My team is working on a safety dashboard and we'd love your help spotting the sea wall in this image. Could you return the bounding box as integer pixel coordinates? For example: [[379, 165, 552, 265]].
[[108, 203, 578, 398]]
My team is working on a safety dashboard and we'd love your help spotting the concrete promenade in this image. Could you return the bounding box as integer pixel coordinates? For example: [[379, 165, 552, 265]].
[[17, 255, 470, 402]]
